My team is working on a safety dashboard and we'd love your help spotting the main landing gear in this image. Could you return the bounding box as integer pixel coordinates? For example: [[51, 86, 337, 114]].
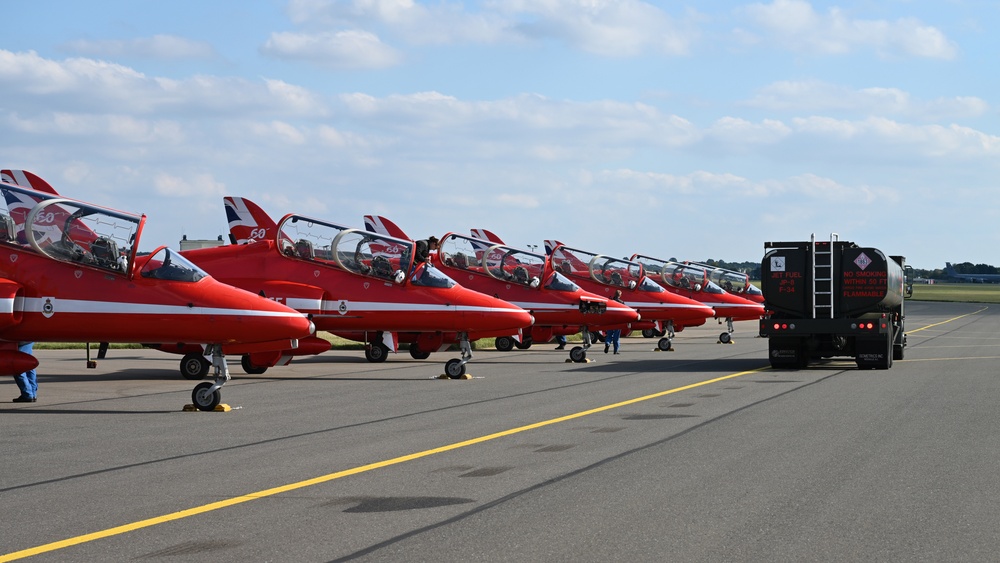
[[443, 333, 472, 379], [190, 344, 231, 411]]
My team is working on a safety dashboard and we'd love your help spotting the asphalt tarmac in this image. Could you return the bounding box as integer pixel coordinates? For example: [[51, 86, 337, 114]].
[[2, 300, 998, 562]]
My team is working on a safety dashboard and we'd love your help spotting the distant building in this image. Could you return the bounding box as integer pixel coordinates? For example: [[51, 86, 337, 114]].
[[179, 235, 225, 251]]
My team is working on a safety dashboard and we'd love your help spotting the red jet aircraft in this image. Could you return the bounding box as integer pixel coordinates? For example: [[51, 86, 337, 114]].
[[179, 197, 532, 378], [686, 261, 765, 304], [630, 255, 766, 343], [364, 218, 641, 363], [0, 175, 315, 411], [544, 241, 716, 351]]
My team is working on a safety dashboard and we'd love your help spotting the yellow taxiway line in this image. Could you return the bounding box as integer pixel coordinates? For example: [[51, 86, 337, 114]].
[[1, 367, 766, 561], [2, 308, 986, 561]]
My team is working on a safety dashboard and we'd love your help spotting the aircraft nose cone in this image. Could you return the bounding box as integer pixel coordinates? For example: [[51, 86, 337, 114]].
[[481, 299, 534, 331], [606, 301, 640, 323], [247, 296, 315, 343]]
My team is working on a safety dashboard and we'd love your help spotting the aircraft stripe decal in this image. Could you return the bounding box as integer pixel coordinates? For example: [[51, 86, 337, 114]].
[[20, 298, 306, 318]]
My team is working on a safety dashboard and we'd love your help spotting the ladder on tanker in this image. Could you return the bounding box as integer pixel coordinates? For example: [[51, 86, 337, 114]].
[[811, 233, 838, 319]]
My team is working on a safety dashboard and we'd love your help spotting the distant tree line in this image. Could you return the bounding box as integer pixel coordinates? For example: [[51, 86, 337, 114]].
[[690, 260, 999, 282]]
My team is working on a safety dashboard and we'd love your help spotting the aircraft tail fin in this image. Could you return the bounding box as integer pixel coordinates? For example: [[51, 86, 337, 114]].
[[470, 229, 505, 244], [225, 197, 279, 244], [543, 240, 564, 255], [364, 215, 411, 240], [0, 169, 99, 246], [0, 169, 60, 195]]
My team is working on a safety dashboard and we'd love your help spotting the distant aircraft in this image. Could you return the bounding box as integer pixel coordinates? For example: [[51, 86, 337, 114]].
[[365, 217, 641, 363], [630, 255, 765, 343], [543, 241, 716, 351], [0, 176, 315, 411], [193, 197, 533, 378], [944, 262, 1000, 283]]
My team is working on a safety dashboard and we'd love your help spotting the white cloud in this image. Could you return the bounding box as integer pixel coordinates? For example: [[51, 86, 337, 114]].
[[63, 34, 215, 60], [153, 172, 226, 198], [494, 0, 699, 57], [285, 0, 697, 56], [744, 81, 989, 120], [261, 30, 403, 69], [0, 50, 328, 117], [740, 0, 958, 59]]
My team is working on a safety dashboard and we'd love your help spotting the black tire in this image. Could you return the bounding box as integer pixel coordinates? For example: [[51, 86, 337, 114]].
[[495, 336, 515, 352], [641, 329, 656, 338], [569, 346, 587, 363], [514, 338, 533, 350], [365, 343, 389, 362], [657, 337, 672, 351], [445, 358, 466, 379], [241, 354, 268, 375], [192, 382, 221, 412], [180, 353, 209, 380], [719, 332, 732, 344], [893, 344, 905, 361], [409, 346, 431, 360]]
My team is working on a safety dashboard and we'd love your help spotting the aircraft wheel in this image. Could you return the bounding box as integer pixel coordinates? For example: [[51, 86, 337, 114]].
[[180, 353, 209, 380], [719, 332, 732, 344], [365, 343, 389, 362], [514, 338, 532, 350], [494, 336, 515, 352], [192, 382, 221, 412], [409, 346, 431, 360], [657, 337, 672, 351], [445, 358, 466, 379], [641, 329, 656, 338], [241, 354, 268, 375], [569, 346, 587, 363]]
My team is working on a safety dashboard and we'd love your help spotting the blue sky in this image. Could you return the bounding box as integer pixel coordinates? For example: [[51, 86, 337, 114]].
[[2, 0, 998, 269]]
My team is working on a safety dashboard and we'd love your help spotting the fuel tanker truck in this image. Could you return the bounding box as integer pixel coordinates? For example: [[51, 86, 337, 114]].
[[758, 234, 906, 369]]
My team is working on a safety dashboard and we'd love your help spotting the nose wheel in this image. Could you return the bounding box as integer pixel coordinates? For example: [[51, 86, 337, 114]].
[[192, 382, 221, 411], [443, 333, 472, 379], [190, 344, 230, 411], [718, 317, 735, 344]]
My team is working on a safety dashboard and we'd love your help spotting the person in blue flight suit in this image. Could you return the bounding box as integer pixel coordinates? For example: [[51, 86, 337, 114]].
[[604, 291, 625, 355], [13, 341, 37, 402]]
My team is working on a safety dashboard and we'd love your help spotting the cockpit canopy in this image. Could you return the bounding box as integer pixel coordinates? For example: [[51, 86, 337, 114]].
[[550, 246, 641, 290], [0, 183, 143, 276], [692, 262, 760, 296], [276, 215, 416, 284], [633, 255, 724, 294], [439, 234, 544, 289]]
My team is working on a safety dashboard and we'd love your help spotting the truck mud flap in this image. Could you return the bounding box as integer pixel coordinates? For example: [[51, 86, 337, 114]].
[[768, 338, 807, 369], [855, 336, 892, 370]]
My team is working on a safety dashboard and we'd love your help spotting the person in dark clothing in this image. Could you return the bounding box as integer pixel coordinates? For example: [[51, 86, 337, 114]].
[[414, 236, 439, 264]]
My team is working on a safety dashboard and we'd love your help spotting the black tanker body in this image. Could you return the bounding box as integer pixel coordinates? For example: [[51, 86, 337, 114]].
[[759, 235, 906, 369]]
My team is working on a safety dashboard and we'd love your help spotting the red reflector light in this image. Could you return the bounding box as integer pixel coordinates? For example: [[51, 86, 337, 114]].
[[773, 323, 781, 330]]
